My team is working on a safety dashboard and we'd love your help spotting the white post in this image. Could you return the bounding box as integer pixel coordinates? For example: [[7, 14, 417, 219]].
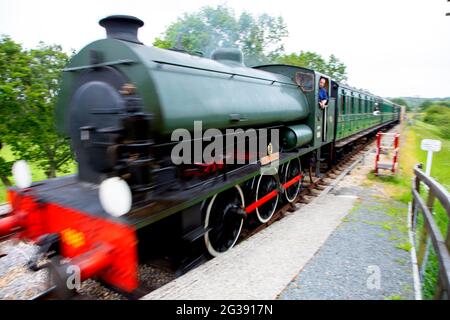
[[425, 150, 433, 176], [421, 139, 441, 177]]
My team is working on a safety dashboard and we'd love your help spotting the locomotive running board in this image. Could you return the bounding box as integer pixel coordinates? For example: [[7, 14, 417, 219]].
[[175, 254, 209, 277], [182, 226, 212, 243]]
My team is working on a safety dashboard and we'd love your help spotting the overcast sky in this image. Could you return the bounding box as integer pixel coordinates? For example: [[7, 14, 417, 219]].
[[0, 0, 449, 98]]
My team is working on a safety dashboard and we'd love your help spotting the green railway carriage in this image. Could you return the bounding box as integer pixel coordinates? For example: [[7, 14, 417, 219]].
[[334, 87, 398, 144], [335, 86, 381, 141]]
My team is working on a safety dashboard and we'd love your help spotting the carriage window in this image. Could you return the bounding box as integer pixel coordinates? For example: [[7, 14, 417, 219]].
[[351, 97, 355, 113], [346, 96, 350, 114], [295, 72, 314, 92], [341, 95, 345, 114]]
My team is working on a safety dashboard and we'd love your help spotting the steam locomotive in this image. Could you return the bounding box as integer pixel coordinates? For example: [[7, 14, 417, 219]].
[[0, 15, 400, 297]]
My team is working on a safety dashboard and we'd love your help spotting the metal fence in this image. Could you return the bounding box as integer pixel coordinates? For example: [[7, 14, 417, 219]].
[[411, 163, 450, 299]]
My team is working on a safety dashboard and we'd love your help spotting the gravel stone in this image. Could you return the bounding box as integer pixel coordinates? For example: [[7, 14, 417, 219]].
[[278, 186, 415, 300], [0, 240, 47, 299]]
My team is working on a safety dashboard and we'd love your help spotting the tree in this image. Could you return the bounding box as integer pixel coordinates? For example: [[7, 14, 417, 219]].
[[153, 4, 348, 80], [153, 4, 288, 66], [0, 36, 26, 186], [325, 54, 348, 82], [0, 36, 73, 182], [0, 149, 12, 187], [419, 100, 433, 110], [276, 51, 348, 82], [390, 98, 410, 111]]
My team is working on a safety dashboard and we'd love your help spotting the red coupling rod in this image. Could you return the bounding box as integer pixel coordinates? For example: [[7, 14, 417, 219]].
[[245, 174, 302, 214]]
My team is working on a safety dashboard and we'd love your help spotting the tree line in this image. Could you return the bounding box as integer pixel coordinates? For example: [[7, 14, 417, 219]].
[[154, 4, 348, 82], [0, 4, 349, 187]]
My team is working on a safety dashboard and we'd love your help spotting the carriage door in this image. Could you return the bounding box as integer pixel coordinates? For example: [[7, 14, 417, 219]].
[[319, 76, 332, 142], [327, 81, 338, 142]]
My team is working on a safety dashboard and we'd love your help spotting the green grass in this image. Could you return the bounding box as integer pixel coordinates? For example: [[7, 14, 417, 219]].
[[370, 118, 449, 299], [0, 145, 76, 203], [386, 295, 405, 300], [412, 121, 450, 189], [407, 121, 449, 299], [395, 242, 412, 252]]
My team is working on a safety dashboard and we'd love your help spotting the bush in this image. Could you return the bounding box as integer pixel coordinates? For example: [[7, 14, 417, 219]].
[[423, 105, 450, 139], [421, 100, 450, 110]]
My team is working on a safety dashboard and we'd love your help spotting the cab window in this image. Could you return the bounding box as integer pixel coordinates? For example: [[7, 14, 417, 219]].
[[295, 72, 314, 92]]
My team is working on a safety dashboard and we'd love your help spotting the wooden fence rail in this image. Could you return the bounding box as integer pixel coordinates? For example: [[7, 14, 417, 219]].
[[411, 163, 450, 300]]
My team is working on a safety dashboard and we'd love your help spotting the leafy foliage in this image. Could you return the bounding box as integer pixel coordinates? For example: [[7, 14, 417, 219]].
[[422, 104, 450, 139], [0, 152, 12, 186], [390, 98, 410, 111], [0, 36, 73, 181], [153, 4, 348, 81], [276, 51, 348, 82], [420, 99, 450, 110], [153, 4, 288, 65]]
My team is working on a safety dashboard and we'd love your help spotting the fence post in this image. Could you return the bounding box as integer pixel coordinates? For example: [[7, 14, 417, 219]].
[[420, 192, 436, 282], [411, 163, 450, 300], [444, 221, 450, 300], [411, 165, 421, 216], [411, 177, 418, 230], [434, 268, 444, 300]]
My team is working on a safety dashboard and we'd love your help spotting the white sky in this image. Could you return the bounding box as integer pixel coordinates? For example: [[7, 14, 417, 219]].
[[0, 0, 449, 98]]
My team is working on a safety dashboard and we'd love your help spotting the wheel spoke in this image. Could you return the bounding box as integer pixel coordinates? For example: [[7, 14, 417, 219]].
[[284, 158, 302, 203], [255, 174, 279, 223], [204, 186, 244, 257]]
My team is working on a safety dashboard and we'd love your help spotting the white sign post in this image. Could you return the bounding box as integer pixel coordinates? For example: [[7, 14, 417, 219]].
[[420, 139, 442, 176]]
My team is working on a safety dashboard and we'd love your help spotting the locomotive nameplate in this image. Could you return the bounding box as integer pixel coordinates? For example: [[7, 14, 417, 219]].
[[260, 152, 279, 166]]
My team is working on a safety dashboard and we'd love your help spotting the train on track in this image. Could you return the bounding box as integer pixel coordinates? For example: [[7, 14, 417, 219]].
[[0, 15, 401, 298]]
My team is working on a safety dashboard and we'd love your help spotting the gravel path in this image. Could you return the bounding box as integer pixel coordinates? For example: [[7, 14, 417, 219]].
[[278, 184, 415, 300]]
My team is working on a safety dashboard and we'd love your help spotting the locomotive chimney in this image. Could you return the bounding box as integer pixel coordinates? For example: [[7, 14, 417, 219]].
[[99, 15, 144, 44]]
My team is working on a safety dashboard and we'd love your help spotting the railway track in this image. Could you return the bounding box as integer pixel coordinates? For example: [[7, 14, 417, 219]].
[[6, 127, 393, 300]]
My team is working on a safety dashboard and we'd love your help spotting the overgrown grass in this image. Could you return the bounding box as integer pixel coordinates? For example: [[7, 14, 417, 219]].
[[422, 104, 450, 139], [0, 145, 76, 203], [369, 118, 449, 299], [410, 120, 449, 299]]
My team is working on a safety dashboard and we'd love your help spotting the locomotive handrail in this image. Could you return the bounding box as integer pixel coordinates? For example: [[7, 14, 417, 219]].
[[63, 59, 136, 72], [152, 60, 296, 86], [411, 163, 450, 300]]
